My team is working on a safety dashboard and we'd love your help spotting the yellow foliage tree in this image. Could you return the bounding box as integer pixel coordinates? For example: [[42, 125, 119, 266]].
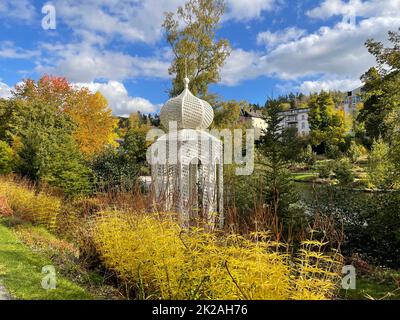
[[66, 90, 118, 157], [212, 100, 247, 130], [128, 112, 151, 135]]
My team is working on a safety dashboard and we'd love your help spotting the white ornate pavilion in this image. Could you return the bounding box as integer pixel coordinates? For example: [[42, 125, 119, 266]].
[[148, 77, 223, 228]]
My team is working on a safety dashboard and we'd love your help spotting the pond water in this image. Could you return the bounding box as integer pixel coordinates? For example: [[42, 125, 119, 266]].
[[293, 181, 400, 267], [294, 181, 400, 211]]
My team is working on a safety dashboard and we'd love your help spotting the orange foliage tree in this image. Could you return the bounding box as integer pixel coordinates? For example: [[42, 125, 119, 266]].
[[14, 75, 73, 104], [14, 75, 118, 158], [14, 76, 118, 158]]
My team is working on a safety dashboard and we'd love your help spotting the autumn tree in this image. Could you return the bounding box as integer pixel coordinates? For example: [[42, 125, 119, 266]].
[[0, 98, 25, 143], [163, 0, 231, 100], [308, 91, 347, 154], [0, 140, 14, 174], [90, 111, 152, 192], [128, 112, 151, 134], [358, 29, 400, 144], [361, 29, 400, 189], [212, 100, 247, 129], [2, 76, 92, 195], [125, 112, 152, 174], [16, 76, 71, 98], [66, 90, 118, 158], [367, 137, 398, 189]]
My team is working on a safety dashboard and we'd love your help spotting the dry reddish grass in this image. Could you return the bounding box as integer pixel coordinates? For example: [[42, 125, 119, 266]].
[[0, 196, 13, 217]]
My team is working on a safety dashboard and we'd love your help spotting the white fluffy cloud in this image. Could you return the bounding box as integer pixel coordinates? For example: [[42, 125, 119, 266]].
[[307, 0, 400, 20], [257, 27, 306, 48], [0, 41, 38, 59], [1, 0, 398, 96], [225, 0, 277, 21], [299, 78, 362, 94], [31, 0, 281, 83], [36, 42, 171, 83], [220, 49, 265, 85], [0, 0, 35, 22], [52, 0, 280, 45], [263, 18, 395, 80], [74, 81, 161, 116], [0, 0, 282, 87], [0, 82, 12, 99], [222, 0, 400, 89], [53, 0, 186, 44]]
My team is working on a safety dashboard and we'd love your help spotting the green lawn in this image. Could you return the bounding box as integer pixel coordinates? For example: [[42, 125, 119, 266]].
[[340, 277, 400, 300], [291, 172, 318, 182], [0, 222, 92, 300]]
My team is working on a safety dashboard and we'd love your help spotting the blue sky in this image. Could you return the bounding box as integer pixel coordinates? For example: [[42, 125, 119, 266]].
[[0, 0, 399, 116]]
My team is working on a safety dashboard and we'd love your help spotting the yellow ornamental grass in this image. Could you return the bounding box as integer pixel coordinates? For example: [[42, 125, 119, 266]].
[[94, 212, 186, 299], [93, 211, 342, 300], [291, 240, 343, 300], [0, 179, 60, 230]]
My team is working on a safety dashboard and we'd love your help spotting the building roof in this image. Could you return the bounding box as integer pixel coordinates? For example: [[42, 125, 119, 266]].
[[278, 107, 309, 115], [241, 109, 265, 119], [160, 77, 214, 130]]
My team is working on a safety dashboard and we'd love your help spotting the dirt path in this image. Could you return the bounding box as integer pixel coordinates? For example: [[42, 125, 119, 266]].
[[0, 284, 12, 300]]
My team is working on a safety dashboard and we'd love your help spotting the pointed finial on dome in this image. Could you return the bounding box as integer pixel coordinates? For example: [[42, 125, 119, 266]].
[[184, 77, 190, 89], [184, 57, 189, 89]]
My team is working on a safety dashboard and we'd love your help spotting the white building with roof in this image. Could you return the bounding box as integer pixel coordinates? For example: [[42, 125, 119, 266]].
[[240, 109, 268, 140], [278, 108, 310, 136], [240, 107, 311, 137], [239, 86, 363, 139], [342, 86, 364, 115]]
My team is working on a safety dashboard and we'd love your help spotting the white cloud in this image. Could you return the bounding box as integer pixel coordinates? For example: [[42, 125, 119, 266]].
[[0, 0, 283, 88], [36, 42, 171, 83], [307, 0, 400, 20], [220, 49, 265, 86], [52, 0, 280, 45], [225, 0, 277, 21], [0, 41, 38, 59], [257, 27, 306, 48], [0, 0, 35, 22], [1, 0, 398, 97], [30, 0, 281, 84], [263, 19, 385, 80], [53, 0, 186, 44], [0, 82, 12, 99], [299, 78, 362, 94], [74, 81, 161, 116], [307, 0, 362, 20], [222, 0, 400, 88]]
